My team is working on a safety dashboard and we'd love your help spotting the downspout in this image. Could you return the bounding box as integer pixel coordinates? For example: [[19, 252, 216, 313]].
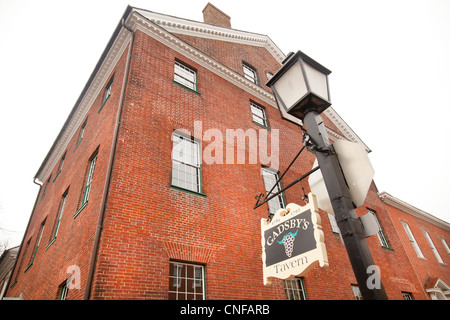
[[83, 18, 135, 300]]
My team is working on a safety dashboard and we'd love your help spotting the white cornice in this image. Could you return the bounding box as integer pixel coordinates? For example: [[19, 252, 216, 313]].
[[324, 107, 371, 152], [379, 192, 450, 231], [134, 9, 285, 63]]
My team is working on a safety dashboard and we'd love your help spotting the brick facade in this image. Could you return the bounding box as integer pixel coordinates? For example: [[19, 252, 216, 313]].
[[5, 4, 449, 300], [380, 192, 450, 299], [6, 40, 131, 300]]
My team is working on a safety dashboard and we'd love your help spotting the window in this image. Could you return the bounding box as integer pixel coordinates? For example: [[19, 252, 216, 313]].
[[25, 219, 46, 272], [284, 277, 307, 300], [174, 61, 197, 91], [53, 152, 66, 182], [423, 230, 444, 264], [40, 176, 51, 202], [12, 238, 31, 285], [169, 261, 205, 300], [58, 280, 69, 300], [74, 118, 87, 150], [104, 76, 113, 102], [99, 75, 114, 113], [402, 292, 414, 300], [98, 74, 114, 112], [351, 285, 363, 300], [368, 210, 391, 249], [243, 63, 258, 84], [171, 132, 202, 194], [327, 213, 340, 234], [48, 189, 68, 246], [441, 237, 450, 255], [401, 221, 425, 259], [261, 168, 285, 215], [250, 102, 269, 128], [76, 150, 98, 215]]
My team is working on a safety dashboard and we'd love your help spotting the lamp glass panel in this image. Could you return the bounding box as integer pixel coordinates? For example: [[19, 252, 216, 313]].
[[303, 62, 329, 101], [273, 62, 307, 111]]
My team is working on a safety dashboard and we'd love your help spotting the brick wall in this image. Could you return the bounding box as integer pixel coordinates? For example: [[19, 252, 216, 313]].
[[6, 44, 131, 300], [91, 30, 289, 299], [384, 202, 450, 298], [355, 183, 430, 300]]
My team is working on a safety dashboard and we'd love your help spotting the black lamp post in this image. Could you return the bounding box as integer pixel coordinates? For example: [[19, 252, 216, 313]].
[[267, 51, 388, 300]]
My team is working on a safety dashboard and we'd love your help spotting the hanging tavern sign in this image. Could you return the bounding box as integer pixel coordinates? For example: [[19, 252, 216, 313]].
[[261, 193, 328, 285]]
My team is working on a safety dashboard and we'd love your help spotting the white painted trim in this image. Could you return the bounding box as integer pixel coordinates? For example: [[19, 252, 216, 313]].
[[426, 278, 450, 300], [134, 9, 285, 63], [324, 107, 371, 152], [379, 191, 450, 231]]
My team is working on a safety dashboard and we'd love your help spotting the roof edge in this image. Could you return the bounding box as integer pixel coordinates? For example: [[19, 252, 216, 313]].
[[34, 6, 134, 183], [133, 7, 285, 63], [379, 191, 450, 231]]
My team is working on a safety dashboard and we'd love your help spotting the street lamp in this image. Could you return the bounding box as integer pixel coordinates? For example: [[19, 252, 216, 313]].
[[268, 51, 331, 121], [267, 50, 388, 300]]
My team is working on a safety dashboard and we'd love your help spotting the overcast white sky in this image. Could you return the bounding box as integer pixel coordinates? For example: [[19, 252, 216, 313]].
[[1, 0, 449, 248]]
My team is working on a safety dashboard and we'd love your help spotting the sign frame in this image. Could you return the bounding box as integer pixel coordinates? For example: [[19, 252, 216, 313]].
[[261, 193, 328, 285]]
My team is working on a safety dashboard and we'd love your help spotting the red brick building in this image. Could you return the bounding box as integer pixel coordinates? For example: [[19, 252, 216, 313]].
[[4, 4, 449, 300], [380, 192, 450, 299]]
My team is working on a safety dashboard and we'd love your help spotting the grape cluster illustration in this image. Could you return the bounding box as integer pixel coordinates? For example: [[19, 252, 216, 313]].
[[278, 229, 299, 257]]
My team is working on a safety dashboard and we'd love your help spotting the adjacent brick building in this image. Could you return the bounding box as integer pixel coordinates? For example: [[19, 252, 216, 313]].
[[380, 192, 450, 299], [4, 3, 449, 300]]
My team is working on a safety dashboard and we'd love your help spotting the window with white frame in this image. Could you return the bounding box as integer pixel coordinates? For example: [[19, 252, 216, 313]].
[[13, 238, 31, 283], [53, 152, 66, 182], [401, 221, 425, 259], [40, 176, 51, 202], [284, 277, 307, 300], [423, 230, 444, 264], [250, 102, 269, 128], [261, 168, 285, 215], [243, 63, 258, 84], [441, 237, 450, 255], [174, 61, 197, 91], [25, 218, 46, 272], [83, 154, 97, 205], [172, 132, 202, 193], [103, 76, 113, 104], [368, 210, 391, 249], [75, 118, 87, 150], [99, 74, 114, 112], [351, 285, 363, 300], [169, 261, 205, 300], [402, 292, 414, 300], [49, 189, 68, 244], [58, 280, 69, 300], [76, 149, 98, 216]]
